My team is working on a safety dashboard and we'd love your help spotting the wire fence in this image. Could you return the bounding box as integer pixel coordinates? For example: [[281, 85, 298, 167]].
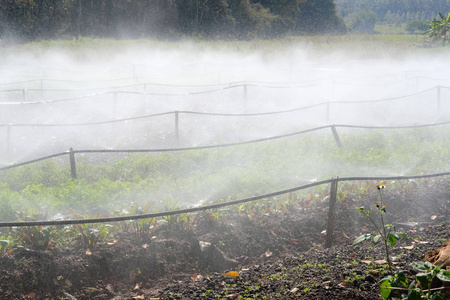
[[2, 120, 450, 175], [1, 171, 449, 249]]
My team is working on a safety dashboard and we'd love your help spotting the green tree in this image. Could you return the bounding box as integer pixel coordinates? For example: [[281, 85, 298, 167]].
[[405, 20, 430, 34], [348, 10, 377, 33], [425, 12, 450, 46], [295, 0, 346, 35]]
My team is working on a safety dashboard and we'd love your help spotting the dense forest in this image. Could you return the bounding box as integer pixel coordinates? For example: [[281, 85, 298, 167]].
[[0, 0, 346, 42], [336, 0, 450, 32]]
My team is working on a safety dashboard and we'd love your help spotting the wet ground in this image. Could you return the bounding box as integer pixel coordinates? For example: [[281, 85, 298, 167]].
[[1, 179, 449, 299]]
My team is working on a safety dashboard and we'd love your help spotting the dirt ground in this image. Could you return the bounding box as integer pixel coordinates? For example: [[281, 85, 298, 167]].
[[1, 179, 449, 299]]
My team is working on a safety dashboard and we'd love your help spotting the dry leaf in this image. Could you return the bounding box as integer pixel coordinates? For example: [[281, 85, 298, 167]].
[[65, 279, 73, 287], [225, 294, 238, 299], [25, 292, 36, 299], [431, 215, 437, 220], [343, 233, 350, 239], [349, 253, 356, 258], [271, 230, 277, 236], [111, 280, 124, 286], [221, 271, 240, 279], [130, 270, 136, 282], [142, 244, 149, 249], [133, 283, 141, 291], [290, 287, 299, 294], [85, 249, 92, 256], [57, 275, 63, 280], [321, 230, 327, 235], [133, 295, 145, 299], [265, 250, 272, 257], [338, 279, 347, 288], [361, 259, 372, 264], [402, 245, 414, 250], [107, 240, 118, 245], [374, 260, 388, 265], [106, 284, 115, 294], [7, 248, 16, 255]]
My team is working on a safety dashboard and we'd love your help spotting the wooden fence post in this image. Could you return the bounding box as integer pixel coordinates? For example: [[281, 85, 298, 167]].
[[331, 125, 342, 148], [69, 148, 77, 179], [175, 110, 179, 145], [326, 102, 330, 124], [325, 178, 339, 248], [437, 85, 441, 115], [113, 92, 118, 118], [7, 125, 11, 157]]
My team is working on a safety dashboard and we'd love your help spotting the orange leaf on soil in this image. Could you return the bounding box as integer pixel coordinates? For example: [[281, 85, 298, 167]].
[[222, 271, 240, 278], [111, 280, 124, 286], [349, 253, 356, 257], [25, 292, 36, 299]]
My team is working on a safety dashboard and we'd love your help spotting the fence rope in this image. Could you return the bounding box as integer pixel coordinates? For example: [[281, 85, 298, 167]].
[[2, 121, 450, 171], [0, 171, 449, 227]]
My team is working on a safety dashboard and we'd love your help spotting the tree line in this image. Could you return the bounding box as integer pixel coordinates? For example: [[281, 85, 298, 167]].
[[0, 0, 347, 42], [336, 0, 450, 29]]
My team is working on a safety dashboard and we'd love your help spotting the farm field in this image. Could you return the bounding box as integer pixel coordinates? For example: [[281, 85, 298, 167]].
[[0, 36, 450, 299]]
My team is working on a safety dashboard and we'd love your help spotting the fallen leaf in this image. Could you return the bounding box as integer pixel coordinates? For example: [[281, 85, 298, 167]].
[[271, 230, 277, 236], [25, 292, 36, 299], [338, 279, 347, 288], [191, 273, 198, 280], [85, 249, 92, 256], [130, 270, 136, 282], [65, 279, 73, 287], [133, 295, 145, 299], [343, 233, 350, 239], [321, 230, 327, 235], [265, 250, 272, 257], [374, 260, 387, 265], [349, 253, 356, 258], [133, 283, 141, 291], [225, 294, 238, 299], [402, 245, 414, 250], [361, 259, 372, 264], [222, 271, 239, 279], [191, 273, 203, 281], [431, 215, 437, 220], [409, 229, 417, 233], [57, 275, 63, 280], [107, 240, 118, 245], [111, 280, 124, 286], [290, 287, 299, 294], [414, 240, 430, 244], [7, 248, 16, 255], [290, 238, 301, 244], [142, 244, 149, 249], [106, 283, 115, 294]]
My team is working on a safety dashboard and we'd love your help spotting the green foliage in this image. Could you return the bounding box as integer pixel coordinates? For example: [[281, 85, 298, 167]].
[[0, 0, 345, 41], [380, 262, 450, 299], [352, 184, 406, 274], [406, 20, 430, 34], [425, 12, 450, 46]]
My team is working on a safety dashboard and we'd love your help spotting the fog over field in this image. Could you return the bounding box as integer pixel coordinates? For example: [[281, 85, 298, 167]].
[[1, 41, 450, 210]]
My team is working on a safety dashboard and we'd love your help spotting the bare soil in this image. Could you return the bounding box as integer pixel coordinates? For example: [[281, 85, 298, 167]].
[[1, 179, 449, 299]]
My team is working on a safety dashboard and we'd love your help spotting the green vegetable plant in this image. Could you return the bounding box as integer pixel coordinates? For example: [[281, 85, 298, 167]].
[[380, 261, 450, 300], [352, 184, 406, 274]]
